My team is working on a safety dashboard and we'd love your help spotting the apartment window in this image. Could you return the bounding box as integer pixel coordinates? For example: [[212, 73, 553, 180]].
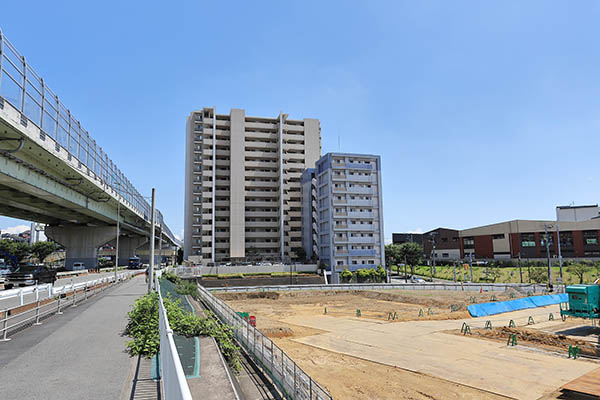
[[337, 261, 343, 266], [492, 234, 505, 240]]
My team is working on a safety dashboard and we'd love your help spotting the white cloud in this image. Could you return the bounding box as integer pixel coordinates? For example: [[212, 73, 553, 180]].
[[2, 225, 30, 235], [174, 229, 183, 241]]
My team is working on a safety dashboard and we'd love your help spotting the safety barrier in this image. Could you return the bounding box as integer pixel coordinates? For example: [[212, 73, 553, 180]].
[[197, 284, 333, 400], [0, 271, 138, 341], [156, 278, 193, 400], [0, 271, 138, 307]]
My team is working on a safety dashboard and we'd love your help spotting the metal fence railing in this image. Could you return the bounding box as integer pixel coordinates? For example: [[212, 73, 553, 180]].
[[156, 277, 193, 400], [209, 282, 558, 295], [0, 271, 139, 341], [197, 284, 333, 400], [0, 29, 175, 242]]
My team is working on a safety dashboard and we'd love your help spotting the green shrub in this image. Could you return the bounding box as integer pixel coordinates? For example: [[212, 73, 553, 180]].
[[339, 269, 353, 282], [125, 292, 160, 357], [175, 280, 198, 296]]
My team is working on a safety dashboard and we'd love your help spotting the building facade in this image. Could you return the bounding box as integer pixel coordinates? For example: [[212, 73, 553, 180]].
[[301, 168, 318, 262], [392, 232, 424, 247], [184, 108, 321, 265], [308, 153, 385, 283], [423, 228, 461, 261], [556, 204, 600, 222], [459, 219, 600, 260]]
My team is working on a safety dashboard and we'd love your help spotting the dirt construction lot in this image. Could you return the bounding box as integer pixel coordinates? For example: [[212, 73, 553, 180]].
[[217, 289, 600, 400]]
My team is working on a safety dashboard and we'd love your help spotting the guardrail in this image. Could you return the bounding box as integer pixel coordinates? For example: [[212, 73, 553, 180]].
[[197, 284, 333, 400], [0, 271, 139, 341], [156, 277, 193, 400], [0, 271, 137, 306], [208, 282, 559, 294]]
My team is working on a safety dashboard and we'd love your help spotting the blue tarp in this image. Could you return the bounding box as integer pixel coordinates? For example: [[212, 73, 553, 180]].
[[467, 293, 567, 317]]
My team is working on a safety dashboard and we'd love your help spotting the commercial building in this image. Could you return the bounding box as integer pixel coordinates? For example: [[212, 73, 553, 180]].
[[556, 204, 600, 222], [423, 228, 461, 261], [304, 153, 385, 283], [184, 107, 321, 265], [392, 233, 424, 247], [459, 219, 600, 260]]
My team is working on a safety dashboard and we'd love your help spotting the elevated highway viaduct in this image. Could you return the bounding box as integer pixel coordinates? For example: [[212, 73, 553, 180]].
[[0, 30, 178, 268]]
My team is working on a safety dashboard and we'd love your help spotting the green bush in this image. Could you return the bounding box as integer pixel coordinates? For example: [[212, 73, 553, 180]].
[[339, 269, 353, 282], [125, 292, 160, 357], [175, 280, 198, 297], [124, 292, 241, 372]]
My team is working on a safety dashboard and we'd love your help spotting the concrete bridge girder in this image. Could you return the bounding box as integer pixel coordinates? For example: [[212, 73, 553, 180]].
[[45, 225, 116, 270]]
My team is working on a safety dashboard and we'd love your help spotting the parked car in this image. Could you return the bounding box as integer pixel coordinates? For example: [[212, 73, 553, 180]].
[[4, 264, 57, 289], [71, 262, 86, 271], [410, 275, 426, 283], [0, 261, 14, 286]]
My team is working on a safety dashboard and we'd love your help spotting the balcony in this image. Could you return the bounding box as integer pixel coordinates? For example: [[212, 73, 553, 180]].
[[346, 162, 373, 170], [349, 236, 376, 243], [349, 249, 377, 257], [348, 211, 373, 218], [347, 199, 372, 207], [347, 187, 372, 195], [348, 224, 375, 231], [347, 174, 373, 183], [331, 174, 347, 181]]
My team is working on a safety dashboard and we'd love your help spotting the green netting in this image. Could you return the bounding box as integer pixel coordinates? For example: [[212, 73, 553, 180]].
[[159, 278, 193, 313], [159, 278, 200, 378]]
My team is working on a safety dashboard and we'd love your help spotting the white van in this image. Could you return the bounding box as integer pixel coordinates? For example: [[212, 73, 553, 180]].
[[72, 262, 86, 271]]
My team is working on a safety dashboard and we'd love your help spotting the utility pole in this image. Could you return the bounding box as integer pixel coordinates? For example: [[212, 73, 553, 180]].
[[556, 224, 563, 284], [115, 201, 120, 282], [518, 252, 523, 284], [469, 253, 474, 282], [148, 188, 156, 293], [544, 224, 553, 289]]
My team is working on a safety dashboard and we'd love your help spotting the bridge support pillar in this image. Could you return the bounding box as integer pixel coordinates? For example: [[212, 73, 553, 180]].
[[109, 235, 147, 267], [46, 225, 115, 270]]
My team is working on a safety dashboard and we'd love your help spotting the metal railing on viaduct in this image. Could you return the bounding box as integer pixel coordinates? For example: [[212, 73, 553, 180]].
[[0, 29, 175, 242]]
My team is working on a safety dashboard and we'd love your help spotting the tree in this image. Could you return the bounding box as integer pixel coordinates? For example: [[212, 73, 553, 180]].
[[398, 242, 423, 278], [9, 242, 31, 263], [528, 267, 548, 284], [567, 263, 593, 284], [177, 247, 183, 264], [384, 244, 402, 273], [293, 247, 307, 262], [30, 241, 57, 263]]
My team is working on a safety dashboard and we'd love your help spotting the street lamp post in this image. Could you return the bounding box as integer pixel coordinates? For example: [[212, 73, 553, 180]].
[[429, 232, 438, 282], [115, 201, 120, 282], [556, 224, 563, 284], [543, 224, 553, 289], [148, 188, 156, 293]]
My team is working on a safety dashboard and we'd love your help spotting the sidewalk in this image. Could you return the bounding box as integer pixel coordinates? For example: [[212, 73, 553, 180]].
[[0, 275, 147, 399]]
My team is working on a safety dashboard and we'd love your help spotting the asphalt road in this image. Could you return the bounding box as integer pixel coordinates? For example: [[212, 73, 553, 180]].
[[0, 271, 126, 310], [0, 275, 147, 400]]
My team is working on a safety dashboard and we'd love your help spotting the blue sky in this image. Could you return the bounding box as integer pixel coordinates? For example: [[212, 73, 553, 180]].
[[1, 1, 600, 242]]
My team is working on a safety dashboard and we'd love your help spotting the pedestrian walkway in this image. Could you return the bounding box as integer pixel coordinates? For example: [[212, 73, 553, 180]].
[[0, 275, 148, 400]]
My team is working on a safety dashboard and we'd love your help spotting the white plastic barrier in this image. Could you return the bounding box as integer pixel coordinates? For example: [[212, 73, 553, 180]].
[[156, 278, 192, 400], [0, 271, 136, 307]]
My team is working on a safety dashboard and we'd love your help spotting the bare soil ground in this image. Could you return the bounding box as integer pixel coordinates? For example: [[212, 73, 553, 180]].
[[217, 289, 532, 400]]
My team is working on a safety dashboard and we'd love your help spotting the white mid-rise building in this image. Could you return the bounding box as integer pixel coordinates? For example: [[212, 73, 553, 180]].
[[303, 153, 385, 283], [184, 107, 321, 265]]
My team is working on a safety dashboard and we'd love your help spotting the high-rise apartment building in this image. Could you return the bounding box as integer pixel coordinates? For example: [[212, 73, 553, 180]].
[[184, 108, 321, 265], [303, 153, 385, 283]]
